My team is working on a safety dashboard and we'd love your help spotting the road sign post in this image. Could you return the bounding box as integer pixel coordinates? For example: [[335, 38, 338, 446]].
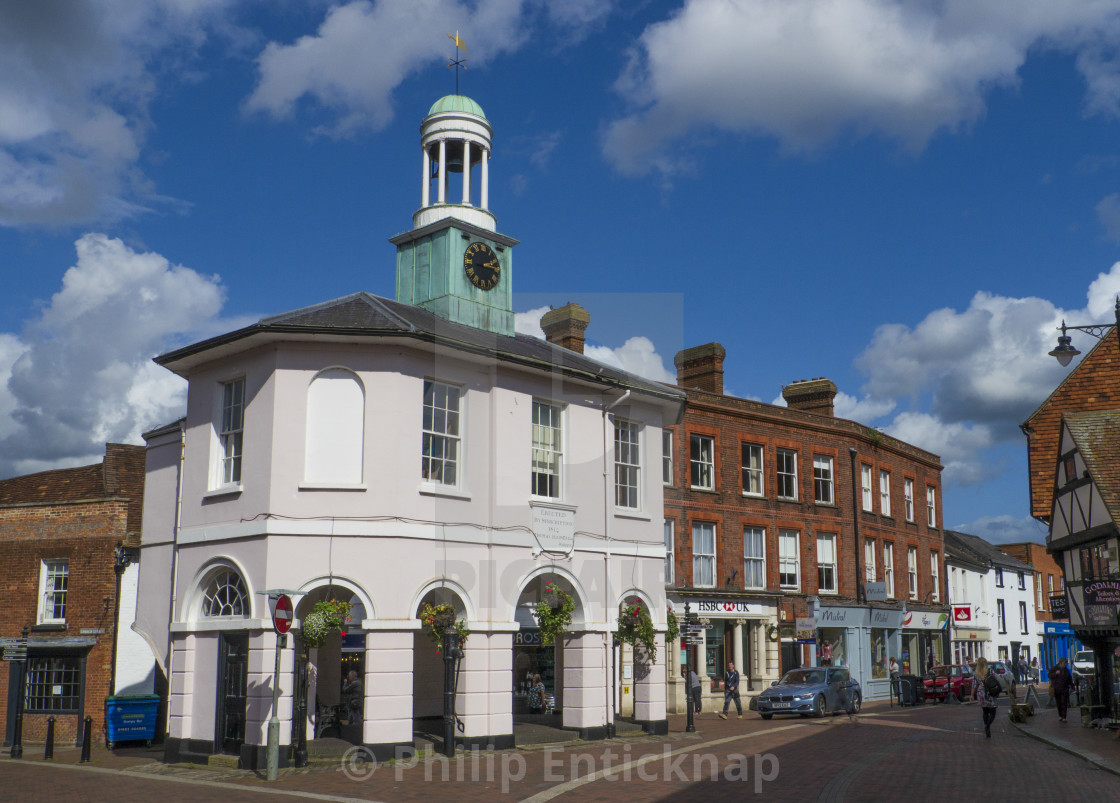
[[267, 594, 293, 781]]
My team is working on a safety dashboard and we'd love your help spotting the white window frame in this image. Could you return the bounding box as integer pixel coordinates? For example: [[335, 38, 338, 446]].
[[864, 539, 876, 583], [662, 430, 673, 486], [930, 551, 940, 602], [689, 434, 714, 491], [1019, 601, 1028, 634], [1037, 575, 1043, 610], [215, 377, 245, 489], [38, 559, 69, 624], [995, 568, 1004, 588], [744, 526, 766, 590], [904, 478, 915, 522], [531, 400, 564, 499], [880, 470, 891, 517], [692, 522, 716, 588], [926, 485, 937, 527], [613, 418, 642, 510], [779, 529, 801, 590], [742, 443, 764, 497], [861, 465, 873, 511], [664, 519, 675, 586], [997, 599, 1006, 634], [776, 449, 798, 500], [813, 455, 834, 505], [907, 546, 918, 600], [817, 533, 837, 594], [1017, 571, 1025, 591], [422, 379, 462, 488], [884, 543, 895, 598]]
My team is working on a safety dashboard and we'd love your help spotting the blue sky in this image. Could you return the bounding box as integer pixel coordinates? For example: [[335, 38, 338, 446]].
[[5, 1, 1120, 544]]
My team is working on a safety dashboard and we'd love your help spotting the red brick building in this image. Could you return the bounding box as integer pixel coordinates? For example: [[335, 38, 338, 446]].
[[662, 344, 948, 704], [1022, 333, 1120, 522], [0, 444, 145, 748]]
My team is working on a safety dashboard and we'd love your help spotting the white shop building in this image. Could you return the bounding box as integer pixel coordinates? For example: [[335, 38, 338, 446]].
[[135, 93, 684, 767]]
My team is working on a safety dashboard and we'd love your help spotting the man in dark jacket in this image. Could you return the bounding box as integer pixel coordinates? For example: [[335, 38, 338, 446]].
[[1050, 657, 1073, 722], [718, 662, 742, 719]]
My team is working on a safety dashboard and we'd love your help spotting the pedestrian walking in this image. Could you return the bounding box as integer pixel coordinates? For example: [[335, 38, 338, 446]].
[[1018, 655, 1029, 684], [889, 656, 901, 702], [973, 657, 999, 738], [717, 661, 742, 719], [343, 670, 363, 723], [690, 669, 702, 713], [1050, 656, 1074, 722]]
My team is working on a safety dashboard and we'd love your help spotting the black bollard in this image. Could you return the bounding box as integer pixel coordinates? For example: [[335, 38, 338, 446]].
[[79, 716, 92, 763], [44, 717, 55, 760]]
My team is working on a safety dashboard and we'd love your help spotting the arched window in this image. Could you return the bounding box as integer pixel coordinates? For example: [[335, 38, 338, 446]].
[[305, 368, 364, 485], [201, 570, 249, 618]]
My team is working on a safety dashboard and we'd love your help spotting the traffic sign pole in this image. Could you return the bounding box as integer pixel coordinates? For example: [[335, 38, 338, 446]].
[[267, 594, 292, 781]]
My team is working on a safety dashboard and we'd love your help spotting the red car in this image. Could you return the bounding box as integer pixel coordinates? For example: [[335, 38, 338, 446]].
[[923, 664, 976, 701]]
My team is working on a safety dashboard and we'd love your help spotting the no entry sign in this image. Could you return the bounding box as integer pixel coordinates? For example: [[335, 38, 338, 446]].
[[272, 594, 293, 635]]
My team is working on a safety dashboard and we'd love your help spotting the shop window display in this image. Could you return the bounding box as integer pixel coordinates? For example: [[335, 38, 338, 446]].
[[817, 629, 846, 666], [871, 629, 889, 678]]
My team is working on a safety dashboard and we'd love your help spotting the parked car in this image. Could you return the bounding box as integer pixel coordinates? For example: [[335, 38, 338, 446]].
[[756, 666, 862, 719], [1072, 650, 1095, 679], [923, 664, 976, 701], [985, 661, 1015, 694]]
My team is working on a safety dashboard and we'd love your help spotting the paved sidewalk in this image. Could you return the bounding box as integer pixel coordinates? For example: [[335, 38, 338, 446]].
[[1010, 696, 1120, 777]]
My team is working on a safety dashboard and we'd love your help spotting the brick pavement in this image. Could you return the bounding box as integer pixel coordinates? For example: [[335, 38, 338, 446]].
[[3, 699, 1120, 801]]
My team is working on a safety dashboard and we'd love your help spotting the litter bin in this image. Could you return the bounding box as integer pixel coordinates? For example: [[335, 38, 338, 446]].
[[105, 694, 159, 748], [898, 675, 925, 706]]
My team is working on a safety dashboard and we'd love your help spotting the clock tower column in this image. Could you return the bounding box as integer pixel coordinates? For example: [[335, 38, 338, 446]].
[[392, 94, 516, 336]]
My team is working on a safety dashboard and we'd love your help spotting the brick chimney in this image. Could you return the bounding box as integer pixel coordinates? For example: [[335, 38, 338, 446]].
[[540, 303, 590, 354], [782, 378, 838, 416], [674, 343, 726, 394]]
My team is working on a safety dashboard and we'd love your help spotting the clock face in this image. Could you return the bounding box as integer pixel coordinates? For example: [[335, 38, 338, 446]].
[[463, 242, 501, 291]]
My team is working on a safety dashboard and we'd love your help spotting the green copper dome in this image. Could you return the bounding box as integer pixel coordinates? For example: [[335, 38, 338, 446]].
[[427, 94, 487, 119]]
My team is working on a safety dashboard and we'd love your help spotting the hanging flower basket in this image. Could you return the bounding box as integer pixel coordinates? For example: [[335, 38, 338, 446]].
[[300, 599, 350, 649], [419, 602, 470, 654], [616, 599, 658, 663], [534, 581, 574, 646], [666, 607, 680, 646]]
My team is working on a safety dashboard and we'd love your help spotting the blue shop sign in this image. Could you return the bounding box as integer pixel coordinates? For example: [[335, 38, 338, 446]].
[[1044, 622, 1073, 635]]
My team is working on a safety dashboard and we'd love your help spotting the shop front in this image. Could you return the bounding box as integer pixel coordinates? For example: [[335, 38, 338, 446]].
[[901, 610, 949, 675], [668, 596, 778, 710], [1040, 622, 1081, 683], [951, 626, 991, 666], [512, 628, 558, 715], [812, 604, 903, 700]]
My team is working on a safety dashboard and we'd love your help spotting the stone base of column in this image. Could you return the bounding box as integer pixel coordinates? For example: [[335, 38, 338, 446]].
[[363, 741, 416, 763], [577, 725, 608, 741], [636, 718, 669, 736], [457, 732, 514, 751]]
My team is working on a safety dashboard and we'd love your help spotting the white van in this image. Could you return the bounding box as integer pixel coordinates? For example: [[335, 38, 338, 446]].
[[1072, 650, 1095, 678]]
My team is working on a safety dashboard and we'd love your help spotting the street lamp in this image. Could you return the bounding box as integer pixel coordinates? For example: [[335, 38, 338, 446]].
[[1048, 297, 1120, 367]]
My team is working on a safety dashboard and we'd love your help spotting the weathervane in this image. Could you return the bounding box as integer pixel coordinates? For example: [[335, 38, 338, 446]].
[[447, 31, 467, 94]]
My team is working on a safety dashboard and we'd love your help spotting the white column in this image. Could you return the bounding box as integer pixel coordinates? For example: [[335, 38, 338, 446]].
[[461, 140, 471, 205], [733, 620, 745, 676], [456, 631, 513, 741], [561, 632, 608, 731], [481, 148, 489, 209], [437, 140, 446, 204], [247, 631, 293, 746], [422, 145, 430, 208], [362, 630, 414, 748], [633, 634, 667, 724]]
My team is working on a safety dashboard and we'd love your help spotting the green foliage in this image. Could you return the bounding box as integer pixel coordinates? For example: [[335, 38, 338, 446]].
[[300, 599, 350, 648], [616, 598, 658, 663], [419, 601, 470, 654], [666, 608, 679, 646], [534, 581, 575, 647]]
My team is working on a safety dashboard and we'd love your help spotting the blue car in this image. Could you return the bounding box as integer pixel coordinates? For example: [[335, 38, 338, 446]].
[[756, 666, 862, 719]]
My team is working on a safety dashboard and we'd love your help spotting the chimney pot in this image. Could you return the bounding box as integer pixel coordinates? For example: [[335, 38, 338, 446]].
[[540, 303, 590, 354], [674, 343, 726, 394]]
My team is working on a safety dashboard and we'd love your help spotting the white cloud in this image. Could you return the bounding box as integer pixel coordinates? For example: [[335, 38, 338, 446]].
[[603, 0, 1120, 174], [515, 306, 674, 383], [952, 514, 1048, 545], [0, 233, 239, 477], [833, 391, 896, 425], [850, 261, 1120, 487], [0, 0, 239, 226], [244, 1, 532, 136]]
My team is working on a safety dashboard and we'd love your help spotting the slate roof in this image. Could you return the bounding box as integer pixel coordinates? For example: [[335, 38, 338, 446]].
[[1062, 410, 1120, 523], [156, 292, 685, 408], [943, 529, 1032, 572]]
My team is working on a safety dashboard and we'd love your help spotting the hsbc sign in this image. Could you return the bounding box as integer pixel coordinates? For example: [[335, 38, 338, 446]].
[[695, 600, 765, 615]]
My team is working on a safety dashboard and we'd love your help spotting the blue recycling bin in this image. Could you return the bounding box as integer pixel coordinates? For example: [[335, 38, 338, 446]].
[[105, 695, 159, 748]]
